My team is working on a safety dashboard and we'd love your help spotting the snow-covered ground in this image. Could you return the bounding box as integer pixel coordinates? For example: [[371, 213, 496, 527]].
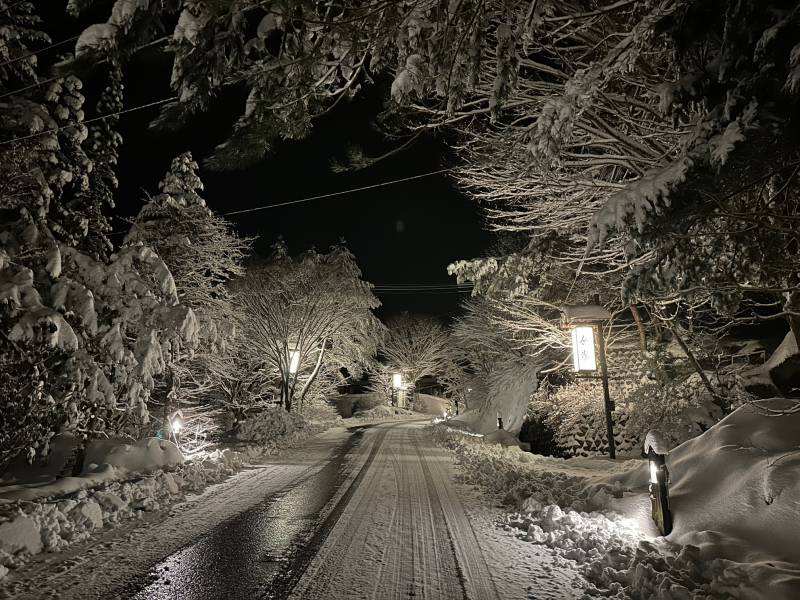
[[288, 421, 584, 599], [433, 399, 800, 599]]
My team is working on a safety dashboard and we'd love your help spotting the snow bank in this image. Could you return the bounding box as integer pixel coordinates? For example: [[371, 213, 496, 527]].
[[83, 437, 184, 474], [0, 410, 339, 581], [0, 449, 246, 576], [350, 405, 417, 421], [483, 429, 521, 447], [432, 400, 800, 599], [413, 393, 449, 415]]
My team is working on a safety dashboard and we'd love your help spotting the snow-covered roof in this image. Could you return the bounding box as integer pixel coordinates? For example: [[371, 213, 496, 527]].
[[561, 304, 612, 322]]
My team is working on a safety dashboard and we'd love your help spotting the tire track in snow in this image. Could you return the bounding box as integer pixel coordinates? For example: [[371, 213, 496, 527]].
[[263, 424, 391, 599], [410, 428, 500, 600], [290, 423, 499, 600]]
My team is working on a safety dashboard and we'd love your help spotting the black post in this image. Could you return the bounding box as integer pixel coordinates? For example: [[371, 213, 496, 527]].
[[595, 321, 616, 459]]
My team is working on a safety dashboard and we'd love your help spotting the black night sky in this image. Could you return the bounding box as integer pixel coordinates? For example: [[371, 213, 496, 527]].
[[109, 47, 488, 320], [35, 5, 489, 320]]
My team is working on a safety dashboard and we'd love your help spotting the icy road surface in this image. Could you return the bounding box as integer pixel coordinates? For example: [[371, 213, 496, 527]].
[[4, 422, 582, 600]]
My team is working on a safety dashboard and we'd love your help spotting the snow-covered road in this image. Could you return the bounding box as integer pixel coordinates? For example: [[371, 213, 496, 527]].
[[3, 422, 582, 600]]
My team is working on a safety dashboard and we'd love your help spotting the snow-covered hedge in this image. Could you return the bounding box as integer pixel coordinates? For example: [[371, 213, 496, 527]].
[[529, 347, 737, 457]]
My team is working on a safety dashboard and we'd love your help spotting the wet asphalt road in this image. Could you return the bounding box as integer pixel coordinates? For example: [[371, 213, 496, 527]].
[[125, 427, 373, 600]]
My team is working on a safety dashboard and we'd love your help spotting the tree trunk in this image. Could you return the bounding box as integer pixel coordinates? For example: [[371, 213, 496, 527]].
[[667, 322, 723, 408], [785, 289, 800, 350], [298, 342, 327, 411], [282, 378, 292, 412], [630, 304, 647, 352]]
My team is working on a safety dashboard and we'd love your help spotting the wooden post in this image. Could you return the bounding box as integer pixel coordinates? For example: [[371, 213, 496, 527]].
[[595, 319, 616, 459]]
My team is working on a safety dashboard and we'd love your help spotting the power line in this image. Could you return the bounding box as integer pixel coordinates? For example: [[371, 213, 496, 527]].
[[374, 290, 472, 296], [221, 168, 452, 215], [372, 285, 472, 290], [0, 96, 176, 147], [0, 36, 169, 101], [0, 73, 61, 100], [0, 35, 79, 69]]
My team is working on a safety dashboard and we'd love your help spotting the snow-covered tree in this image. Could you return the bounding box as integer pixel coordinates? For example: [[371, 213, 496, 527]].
[[0, 5, 196, 470], [239, 241, 383, 413], [125, 151, 250, 432], [379, 313, 450, 397]]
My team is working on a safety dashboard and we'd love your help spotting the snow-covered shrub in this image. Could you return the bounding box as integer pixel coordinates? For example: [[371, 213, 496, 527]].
[[232, 408, 328, 449]]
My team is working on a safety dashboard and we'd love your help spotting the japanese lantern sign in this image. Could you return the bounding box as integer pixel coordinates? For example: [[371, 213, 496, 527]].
[[571, 325, 597, 372]]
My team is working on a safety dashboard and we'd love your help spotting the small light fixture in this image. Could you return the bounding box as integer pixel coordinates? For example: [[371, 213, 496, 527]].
[[644, 431, 673, 536], [170, 411, 183, 435], [289, 350, 300, 374]]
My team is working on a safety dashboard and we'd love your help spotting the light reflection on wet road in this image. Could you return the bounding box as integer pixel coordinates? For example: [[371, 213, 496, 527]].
[[126, 427, 370, 600]]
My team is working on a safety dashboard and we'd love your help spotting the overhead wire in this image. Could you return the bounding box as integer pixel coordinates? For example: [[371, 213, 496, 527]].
[[0, 95, 177, 147], [221, 168, 453, 215], [0, 34, 80, 69]]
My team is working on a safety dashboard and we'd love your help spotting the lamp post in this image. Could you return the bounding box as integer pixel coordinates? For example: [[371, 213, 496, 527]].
[[644, 431, 673, 535], [562, 298, 616, 459], [392, 372, 403, 407]]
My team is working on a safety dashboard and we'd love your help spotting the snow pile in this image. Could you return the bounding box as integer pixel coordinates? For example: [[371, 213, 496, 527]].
[[483, 428, 521, 447], [412, 393, 449, 415], [233, 408, 330, 449], [83, 437, 184, 474], [350, 405, 417, 421], [0, 449, 247, 577], [0, 438, 184, 503]]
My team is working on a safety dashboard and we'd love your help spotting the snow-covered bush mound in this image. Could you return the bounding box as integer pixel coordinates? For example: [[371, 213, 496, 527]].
[[331, 393, 385, 418], [233, 408, 328, 448], [83, 437, 183, 474], [483, 429, 520, 447], [413, 393, 449, 415], [351, 405, 416, 421]]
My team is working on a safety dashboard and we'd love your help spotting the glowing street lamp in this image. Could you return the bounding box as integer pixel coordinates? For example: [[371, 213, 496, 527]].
[[169, 410, 184, 449], [561, 297, 616, 459], [392, 372, 403, 389], [391, 372, 403, 407], [644, 431, 673, 536]]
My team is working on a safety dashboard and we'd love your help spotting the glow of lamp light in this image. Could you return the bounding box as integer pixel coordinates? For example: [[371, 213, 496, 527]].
[[392, 372, 403, 389], [571, 326, 597, 372], [649, 461, 659, 484], [171, 415, 182, 434], [289, 350, 300, 374]]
